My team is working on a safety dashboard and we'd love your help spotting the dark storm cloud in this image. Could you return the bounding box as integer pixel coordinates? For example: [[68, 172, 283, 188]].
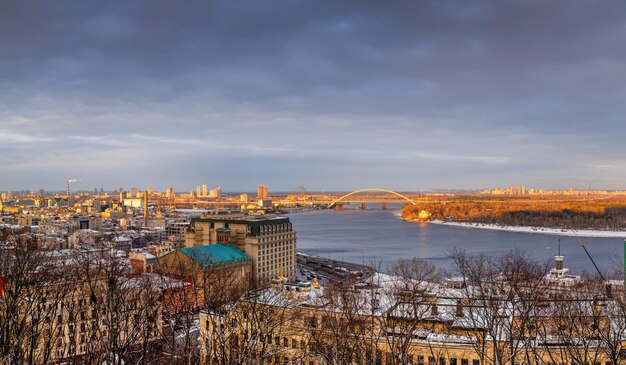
[[1, 1, 626, 191]]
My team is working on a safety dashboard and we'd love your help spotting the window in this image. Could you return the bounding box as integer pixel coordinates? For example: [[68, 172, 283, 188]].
[[429, 357, 436, 365], [418, 356, 425, 365], [461, 360, 468, 365], [440, 358, 446, 365], [473, 360, 480, 365], [386, 352, 393, 365], [450, 359, 457, 365]]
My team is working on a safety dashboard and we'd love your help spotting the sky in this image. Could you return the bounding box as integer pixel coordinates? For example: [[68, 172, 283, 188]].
[[1, 1, 626, 193]]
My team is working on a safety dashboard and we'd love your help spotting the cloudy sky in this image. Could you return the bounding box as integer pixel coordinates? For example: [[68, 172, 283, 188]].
[[1, 1, 625, 192]]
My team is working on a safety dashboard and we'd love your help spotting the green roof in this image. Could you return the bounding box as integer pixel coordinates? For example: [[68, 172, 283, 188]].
[[179, 244, 250, 266]]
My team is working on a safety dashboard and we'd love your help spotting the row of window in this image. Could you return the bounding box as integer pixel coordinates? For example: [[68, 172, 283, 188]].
[[206, 330, 482, 365], [259, 223, 293, 235]]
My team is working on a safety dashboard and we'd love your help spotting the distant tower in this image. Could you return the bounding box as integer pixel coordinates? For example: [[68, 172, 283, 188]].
[[66, 180, 71, 207], [143, 191, 148, 227], [196, 186, 201, 198], [257, 185, 268, 200], [202, 184, 208, 197]]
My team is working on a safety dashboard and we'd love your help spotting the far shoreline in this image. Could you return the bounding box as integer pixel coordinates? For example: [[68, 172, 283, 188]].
[[418, 219, 626, 238]]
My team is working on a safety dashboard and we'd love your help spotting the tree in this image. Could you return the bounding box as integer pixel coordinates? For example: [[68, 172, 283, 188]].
[[450, 248, 550, 365], [381, 258, 440, 365]]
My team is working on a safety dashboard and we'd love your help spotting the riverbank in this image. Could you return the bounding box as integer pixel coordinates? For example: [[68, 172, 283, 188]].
[[427, 219, 626, 238]]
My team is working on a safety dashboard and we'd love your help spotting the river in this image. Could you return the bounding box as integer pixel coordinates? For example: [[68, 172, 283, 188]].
[[287, 207, 626, 277]]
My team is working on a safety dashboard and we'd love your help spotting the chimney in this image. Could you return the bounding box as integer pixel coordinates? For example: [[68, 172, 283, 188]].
[[430, 299, 438, 316], [455, 300, 464, 317]]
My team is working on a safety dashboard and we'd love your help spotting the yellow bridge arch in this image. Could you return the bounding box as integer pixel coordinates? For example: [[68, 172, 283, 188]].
[[329, 188, 417, 206]]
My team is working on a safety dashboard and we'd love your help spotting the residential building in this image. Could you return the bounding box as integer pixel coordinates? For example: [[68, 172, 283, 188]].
[[184, 212, 296, 282], [158, 244, 252, 290], [199, 281, 619, 365], [165, 219, 190, 240], [209, 187, 221, 198]]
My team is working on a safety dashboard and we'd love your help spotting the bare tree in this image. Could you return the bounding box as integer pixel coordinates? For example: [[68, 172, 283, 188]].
[[381, 258, 440, 365], [305, 279, 375, 365], [0, 244, 71, 364], [450, 248, 550, 365], [69, 248, 162, 365], [201, 285, 305, 365]]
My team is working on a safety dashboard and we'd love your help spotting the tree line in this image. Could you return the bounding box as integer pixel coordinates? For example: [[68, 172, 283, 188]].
[[403, 197, 626, 230]]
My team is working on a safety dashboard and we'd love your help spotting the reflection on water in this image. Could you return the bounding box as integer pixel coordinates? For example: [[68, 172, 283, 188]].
[[287, 207, 625, 276]]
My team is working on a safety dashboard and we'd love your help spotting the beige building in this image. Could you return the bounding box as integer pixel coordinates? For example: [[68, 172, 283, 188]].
[[158, 244, 253, 290], [199, 283, 620, 365], [258, 185, 269, 200], [185, 212, 297, 282]]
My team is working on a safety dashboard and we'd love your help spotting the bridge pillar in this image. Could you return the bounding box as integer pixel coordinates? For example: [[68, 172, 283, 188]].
[[333, 203, 345, 210], [360, 202, 366, 210], [381, 202, 387, 210]]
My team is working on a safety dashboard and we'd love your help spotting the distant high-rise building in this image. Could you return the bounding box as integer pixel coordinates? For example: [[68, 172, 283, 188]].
[[166, 186, 174, 198], [240, 193, 249, 203], [202, 184, 208, 197], [209, 187, 221, 198], [257, 185, 268, 200], [131, 187, 138, 198], [196, 186, 201, 198], [148, 186, 153, 195]]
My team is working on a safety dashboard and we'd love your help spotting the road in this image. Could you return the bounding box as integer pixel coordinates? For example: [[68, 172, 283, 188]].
[[296, 252, 374, 286]]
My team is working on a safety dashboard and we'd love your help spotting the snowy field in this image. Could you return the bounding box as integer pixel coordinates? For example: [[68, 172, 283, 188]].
[[427, 220, 626, 238]]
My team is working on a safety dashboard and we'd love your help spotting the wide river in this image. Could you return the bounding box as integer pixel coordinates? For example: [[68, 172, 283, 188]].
[[288, 207, 626, 277]]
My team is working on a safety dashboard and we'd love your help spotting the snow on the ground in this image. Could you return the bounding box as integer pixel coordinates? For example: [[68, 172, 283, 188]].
[[429, 220, 626, 238]]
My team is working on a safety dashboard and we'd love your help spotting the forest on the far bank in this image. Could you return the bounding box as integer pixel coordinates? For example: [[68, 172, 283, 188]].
[[402, 197, 626, 231]]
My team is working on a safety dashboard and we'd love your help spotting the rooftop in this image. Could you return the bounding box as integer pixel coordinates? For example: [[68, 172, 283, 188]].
[[179, 244, 250, 266]]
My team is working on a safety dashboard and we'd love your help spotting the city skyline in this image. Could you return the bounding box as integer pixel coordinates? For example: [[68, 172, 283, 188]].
[[2, 1, 626, 191]]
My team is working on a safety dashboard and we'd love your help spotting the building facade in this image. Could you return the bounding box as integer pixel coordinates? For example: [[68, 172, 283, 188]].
[[258, 185, 269, 200], [185, 212, 297, 282], [199, 284, 621, 365]]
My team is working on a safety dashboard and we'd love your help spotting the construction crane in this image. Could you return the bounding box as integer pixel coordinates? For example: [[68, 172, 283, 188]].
[[574, 234, 611, 297]]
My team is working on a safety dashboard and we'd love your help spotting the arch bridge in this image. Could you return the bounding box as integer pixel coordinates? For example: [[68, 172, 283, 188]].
[[327, 188, 417, 208]]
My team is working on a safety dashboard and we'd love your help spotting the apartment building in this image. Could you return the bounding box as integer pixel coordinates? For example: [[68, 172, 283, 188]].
[[185, 212, 297, 282]]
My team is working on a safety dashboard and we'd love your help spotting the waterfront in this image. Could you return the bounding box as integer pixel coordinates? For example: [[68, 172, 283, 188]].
[[288, 207, 626, 276]]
